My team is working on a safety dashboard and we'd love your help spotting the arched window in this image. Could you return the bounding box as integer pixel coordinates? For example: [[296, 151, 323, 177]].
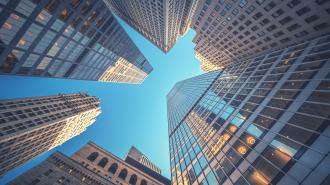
[[140, 179, 147, 185], [129, 174, 137, 185], [97, 157, 108, 168], [108, 163, 118, 174], [87, 152, 98, 162], [118, 169, 128, 180]]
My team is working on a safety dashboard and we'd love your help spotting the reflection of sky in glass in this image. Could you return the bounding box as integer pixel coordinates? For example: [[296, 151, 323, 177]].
[[225, 106, 235, 114], [231, 116, 244, 127], [247, 124, 263, 138], [221, 111, 231, 119], [271, 140, 297, 157]]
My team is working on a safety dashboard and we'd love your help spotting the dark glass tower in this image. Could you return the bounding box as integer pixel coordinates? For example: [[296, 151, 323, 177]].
[[0, 0, 152, 83], [167, 34, 330, 185], [103, 0, 199, 53]]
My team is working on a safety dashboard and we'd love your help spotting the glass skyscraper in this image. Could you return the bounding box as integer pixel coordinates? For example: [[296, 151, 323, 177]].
[[0, 0, 152, 83], [103, 0, 199, 53], [167, 34, 330, 185]]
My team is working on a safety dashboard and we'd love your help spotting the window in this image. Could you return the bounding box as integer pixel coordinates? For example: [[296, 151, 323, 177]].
[[44, 169, 53, 176], [279, 16, 292, 25], [118, 169, 128, 180], [205, 171, 218, 184], [253, 156, 282, 184], [0, 13, 26, 44], [193, 161, 202, 176], [29, 179, 40, 185], [129, 174, 137, 185], [97, 157, 108, 168], [140, 179, 147, 185], [108, 163, 118, 174], [87, 152, 98, 162], [45, 0, 60, 13], [296, 6, 311, 16]]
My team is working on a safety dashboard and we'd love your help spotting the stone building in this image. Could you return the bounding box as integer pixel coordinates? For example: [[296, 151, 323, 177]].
[[9, 141, 171, 185], [0, 93, 101, 176], [192, 0, 330, 70]]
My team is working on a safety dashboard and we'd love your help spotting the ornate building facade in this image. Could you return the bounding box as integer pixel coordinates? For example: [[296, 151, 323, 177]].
[[9, 141, 171, 185]]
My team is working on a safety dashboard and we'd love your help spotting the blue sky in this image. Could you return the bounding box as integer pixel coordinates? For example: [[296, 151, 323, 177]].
[[0, 18, 203, 183]]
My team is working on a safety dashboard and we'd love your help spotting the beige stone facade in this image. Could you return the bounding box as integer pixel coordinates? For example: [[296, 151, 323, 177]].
[[72, 142, 170, 185], [0, 93, 101, 176], [98, 57, 148, 84], [192, 0, 330, 69], [8, 152, 113, 185], [9, 142, 170, 185]]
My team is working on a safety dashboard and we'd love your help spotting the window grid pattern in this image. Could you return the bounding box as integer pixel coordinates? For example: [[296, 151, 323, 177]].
[[168, 34, 330, 185], [192, 0, 330, 71], [0, 0, 152, 83]]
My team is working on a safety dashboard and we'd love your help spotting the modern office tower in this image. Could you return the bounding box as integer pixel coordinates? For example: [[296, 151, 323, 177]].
[[0, 93, 101, 177], [10, 141, 171, 185], [0, 0, 152, 83], [192, 0, 330, 70], [104, 0, 199, 53], [167, 34, 330, 185]]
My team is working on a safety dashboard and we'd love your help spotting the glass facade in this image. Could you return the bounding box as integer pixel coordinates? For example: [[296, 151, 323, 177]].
[[168, 34, 330, 185], [104, 0, 199, 52], [0, 0, 152, 83]]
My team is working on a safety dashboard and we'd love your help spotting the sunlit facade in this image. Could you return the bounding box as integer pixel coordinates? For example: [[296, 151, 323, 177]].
[[0, 93, 101, 177], [167, 34, 330, 185], [98, 57, 149, 84], [195, 52, 222, 72], [0, 0, 152, 83], [9, 142, 171, 185], [103, 0, 199, 53], [126, 146, 162, 175], [192, 0, 330, 69]]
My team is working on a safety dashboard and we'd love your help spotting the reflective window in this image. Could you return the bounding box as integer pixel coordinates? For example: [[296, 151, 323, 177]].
[[36, 10, 52, 25], [15, 0, 36, 16], [0, 14, 26, 44], [17, 23, 43, 50], [34, 30, 56, 53], [47, 36, 66, 57], [37, 57, 52, 69], [22, 54, 39, 67], [193, 161, 202, 176]]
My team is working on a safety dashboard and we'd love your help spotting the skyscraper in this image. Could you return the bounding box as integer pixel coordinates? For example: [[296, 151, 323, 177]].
[[0, 93, 101, 176], [192, 0, 330, 70], [103, 0, 199, 53], [9, 141, 171, 184], [167, 34, 330, 185], [0, 0, 152, 83]]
